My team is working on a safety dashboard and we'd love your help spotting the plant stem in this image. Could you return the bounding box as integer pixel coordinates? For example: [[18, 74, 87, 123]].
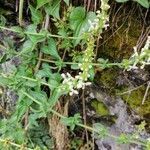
[[22, 92, 147, 147], [19, 0, 24, 26], [0, 25, 81, 40], [38, 58, 122, 67], [0, 138, 34, 150], [20, 75, 56, 88]]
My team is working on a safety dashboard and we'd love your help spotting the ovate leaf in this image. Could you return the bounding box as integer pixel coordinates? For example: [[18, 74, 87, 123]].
[[0, 76, 14, 86], [61, 113, 81, 130], [63, 0, 69, 6], [29, 5, 43, 24], [21, 40, 34, 53], [37, 0, 50, 9], [115, 0, 128, 2], [26, 24, 46, 44], [14, 95, 33, 121], [135, 0, 149, 8], [0, 15, 6, 26], [48, 89, 62, 108], [36, 63, 52, 78], [89, 66, 95, 81], [69, 7, 86, 31], [11, 26, 25, 37], [71, 64, 79, 70], [42, 38, 60, 60], [93, 123, 108, 138], [44, 0, 61, 19], [69, 7, 96, 46], [48, 73, 62, 90]]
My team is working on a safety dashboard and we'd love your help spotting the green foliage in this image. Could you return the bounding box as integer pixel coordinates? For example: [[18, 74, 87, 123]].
[[0, 0, 149, 149], [116, 0, 128, 2], [61, 114, 82, 130], [115, 0, 149, 8], [135, 0, 149, 8], [93, 123, 108, 138], [41, 38, 61, 60], [69, 7, 96, 45], [117, 134, 131, 144], [36, 0, 50, 9], [0, 15, 6, 26], [146, 141, 150, 150], [63, 0, 69, 6], [29, 5, 43, 24], [44, 0, 61, 19], [11, 26, 25, 38]]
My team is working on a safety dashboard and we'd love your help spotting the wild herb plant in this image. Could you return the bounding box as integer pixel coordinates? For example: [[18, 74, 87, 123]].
[[0, 0, 150, 149]]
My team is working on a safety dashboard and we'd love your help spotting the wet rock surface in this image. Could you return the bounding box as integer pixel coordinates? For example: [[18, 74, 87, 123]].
[[89, 85, 150, 150]]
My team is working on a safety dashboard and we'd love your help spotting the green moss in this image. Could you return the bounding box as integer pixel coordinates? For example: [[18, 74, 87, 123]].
[[98, 69, 117, 88], [121, 87, 150, 117], [91, 99, 110, 116], [99, 18, 141, 60]]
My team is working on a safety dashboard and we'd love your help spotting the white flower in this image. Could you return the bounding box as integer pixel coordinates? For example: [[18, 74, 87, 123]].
[[104, 23, 109, 30], [66, 72, 72, 78], [94, 18, 99, 23], [147, 137, 150, 141], [78, 63, 82, 67], [69, 91, 73, 96], [76, 80, 83, 89], [89, 65, 92, 69], [85, 82, 91, 86], [96, 10, 100, 14], [88, 19, 92, 25], [61, 73, 66, 78]]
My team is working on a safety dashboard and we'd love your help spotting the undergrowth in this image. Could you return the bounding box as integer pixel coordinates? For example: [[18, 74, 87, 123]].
[[0, 0, 150, 149]]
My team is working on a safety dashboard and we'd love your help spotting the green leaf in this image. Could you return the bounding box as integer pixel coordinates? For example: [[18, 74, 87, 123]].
[[37, 0, 50, 9], [93, 123, 108, 138], [97, 58, 110, 69], [48, 73, 61, 90], [36, 63, 52, 78], [63, 0, 69, 6], [44, 0, 61, 19], [30, 91, 47, 103], [89, 66, 95, 81], [26, 24, 37, 42], [0, 76, 14, 86], [71, 64, 79, 70], [11, 26, 24, 37], [26, 25, 46, 44], [117, 134, 131, 144], [42, 38, 61, 60], [21, 40, 35, 53], [24, 81, 37, 87], [61, 114, 81, 130], [135, 0, 149, 8], [0, 15, 6, 26], [48, 89, 61, 108], [69, 7, 96, 46], [115, 0, 129, 2], [16, 99, 32, 121], [29, 5, 43, 24], [69, 7, 86, 30], [28, 113, 43, 127], [48, 79, 60, 90]]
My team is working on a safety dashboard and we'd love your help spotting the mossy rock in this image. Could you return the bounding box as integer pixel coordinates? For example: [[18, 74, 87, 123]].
[[99, 17, 141, 60], [121, 86, 150, 117], [91, 99, 110, 117], [97, 69, 117, 88]]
